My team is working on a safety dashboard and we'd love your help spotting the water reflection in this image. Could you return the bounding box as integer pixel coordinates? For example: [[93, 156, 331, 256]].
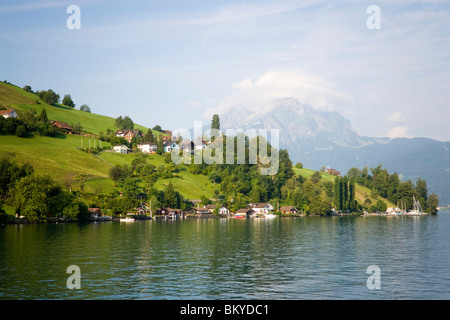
[[1, 214, 449, 299]]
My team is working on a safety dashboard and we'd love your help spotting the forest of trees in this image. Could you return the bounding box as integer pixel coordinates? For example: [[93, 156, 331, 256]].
[[0, 155, 89, 222]]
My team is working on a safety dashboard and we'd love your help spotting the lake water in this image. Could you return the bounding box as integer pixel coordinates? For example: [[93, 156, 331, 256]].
[[1, 212, 450, 300]]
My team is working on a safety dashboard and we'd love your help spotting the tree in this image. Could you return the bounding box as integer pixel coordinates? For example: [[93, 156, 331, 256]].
[[426, 193, 439, 215], [79, 104, 91, 113], [310, 171, 322, 184], [211, 114, 220, 131], [23, 85, 32, 93], [62, 94, 75, 108], [9, 174, 57, 222], [115, 116, 134, 130], [41, 89, 60, 105], [38, 108, 48, 122], [109, 165, 125, 186], [295, 162, 303, 169], [152, 125, 163, 133]]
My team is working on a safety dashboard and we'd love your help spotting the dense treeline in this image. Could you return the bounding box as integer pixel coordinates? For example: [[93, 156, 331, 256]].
[[0, 154, 89, 222], [0, 107, 56, 137], [347, 165, 439, 214]]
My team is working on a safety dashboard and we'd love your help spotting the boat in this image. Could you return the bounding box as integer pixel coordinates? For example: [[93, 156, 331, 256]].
[[264, 213, 277, 219], [120, 217, 135, 222], [407, 196, 427, 215]]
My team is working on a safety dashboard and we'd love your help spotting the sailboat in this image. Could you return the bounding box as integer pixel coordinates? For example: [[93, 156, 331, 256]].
[[407, 196, 425, 215]]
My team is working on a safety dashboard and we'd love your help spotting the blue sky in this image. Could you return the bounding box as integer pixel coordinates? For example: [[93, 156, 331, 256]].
[[1, 0, 449, 141]]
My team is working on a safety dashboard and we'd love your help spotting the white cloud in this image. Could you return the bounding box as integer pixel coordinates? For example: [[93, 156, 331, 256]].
[[205, 69, 352, 119], [385, 126, 412, 139], [388, 111, 407, 123]]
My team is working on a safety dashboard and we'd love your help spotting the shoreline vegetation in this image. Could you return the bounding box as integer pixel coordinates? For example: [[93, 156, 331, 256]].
[[0, 81, 440, 224]]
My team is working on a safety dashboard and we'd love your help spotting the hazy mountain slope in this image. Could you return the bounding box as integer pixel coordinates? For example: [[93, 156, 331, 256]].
[[219, 98, 450, 205]]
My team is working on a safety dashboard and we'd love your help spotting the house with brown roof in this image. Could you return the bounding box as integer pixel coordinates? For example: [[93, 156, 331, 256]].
[[0, 109, 18, 119], [250, 203, 274, 215], [235, 208, 253, 218], [326, 169, 340, 176], [279, 206, 299, 215], [204, 204, 231, 215], [52, 120, 73, 134]]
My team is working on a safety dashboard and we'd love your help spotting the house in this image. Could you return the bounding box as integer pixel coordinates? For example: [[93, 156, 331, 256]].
[[155, 207, 183, 218], [88, 208, 102, 219], [115, 129, 128, 137], [176, 140, 194, 153], [113, 144, 132, 154], [204, 204, 231, 215], [235, 208, 253, 218], [0, 109, 18, 119], [163, 130, 172, 137], [326, 169, 341, 176], [186, 207, 210, 215], [137, 142, 158, 154], [279, 206, 300, 215], [193, 139, 207, 150], [124, 129, 142, 143], [250, 203, 274, 215], [163, 141, 179, 153], [51, 120, 73, 134]]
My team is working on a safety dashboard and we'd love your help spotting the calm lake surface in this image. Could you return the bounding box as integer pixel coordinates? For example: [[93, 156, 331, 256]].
[[1, 212, 450, 300]]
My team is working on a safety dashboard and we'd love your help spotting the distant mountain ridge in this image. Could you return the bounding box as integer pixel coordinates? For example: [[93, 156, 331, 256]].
[[218, 98, 450, 205]]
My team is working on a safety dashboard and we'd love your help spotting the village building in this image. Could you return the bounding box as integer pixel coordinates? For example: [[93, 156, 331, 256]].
[[279, 206, 300, 215], [235, 208, 253, 218], [115, 129, 143, 143], [137, 142, 158, 154], [326, 168, 341, 176], [113, 144, 132, 154], [163, 141, 180, 153], [51, 120, 73, 134], [204, 204, 231, 215], [250, 203, 274, 215], [0, 109, 18, 119]]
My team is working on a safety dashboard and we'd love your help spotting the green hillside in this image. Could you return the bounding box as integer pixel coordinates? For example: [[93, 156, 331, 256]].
[[0, 82, 218, 200], [1, 80, 395, 212], [293, 167, 395, 208], [0, 81, 148, 135]]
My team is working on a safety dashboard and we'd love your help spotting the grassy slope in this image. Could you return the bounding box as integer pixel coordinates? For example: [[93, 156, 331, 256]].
[[294, 167, 395, 208], [1, 81, 394, 205], [0, 82, 149, 135]]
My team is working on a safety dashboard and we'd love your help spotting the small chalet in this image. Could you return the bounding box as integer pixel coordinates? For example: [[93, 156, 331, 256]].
[[137, 142, 157, 154], [115, 129, 142, 143], [279, 206, 300, 215], [155, 207, 183, 218], [204, 204, 231, 215], [193, 139, 207, 150], [124, 129, 142, 143], [235, 208, 253, 218], [186, 207, 210, 215], [250, 203, 274, 215], [52, 120, 73, 134], [113, 144, 132, 154], [88, 208, 103, 219], [0, 109, 18, 119], [163, 141, 179, 153], [326, 169, 341, 176]]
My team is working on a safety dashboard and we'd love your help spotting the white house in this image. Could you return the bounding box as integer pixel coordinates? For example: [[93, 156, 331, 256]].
[[194, 139, 207, 150], [250, 203, 274, 215], [137, 142, 157, 154], [113, 145, 131, 154], [0, 109, 18, 119], [164, 141, 179, 153]]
